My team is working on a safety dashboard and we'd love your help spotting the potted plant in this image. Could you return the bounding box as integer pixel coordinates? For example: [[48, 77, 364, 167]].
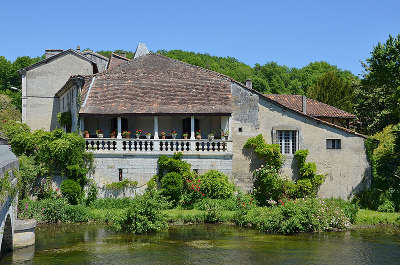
[[145, 132, 152, 139], [110, 130, 117, 138], [122, 130, 131, 139], [171, 130, 178, 139], [83, 130, 89, 138], [222, 130, 229, 140], [96, 129, 103, 138], [135, 129, 142, 139], [183, 133, 189, 139], [160, 131, 166, 139], [208, 132, 214, 141], [195, 130, 201, 140]]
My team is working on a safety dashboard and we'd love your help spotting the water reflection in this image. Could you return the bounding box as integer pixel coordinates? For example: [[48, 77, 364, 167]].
[[1, 224, 400, 264]]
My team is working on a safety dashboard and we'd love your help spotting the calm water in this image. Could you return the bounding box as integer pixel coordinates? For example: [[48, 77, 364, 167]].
[[2, 224, 400, 265]]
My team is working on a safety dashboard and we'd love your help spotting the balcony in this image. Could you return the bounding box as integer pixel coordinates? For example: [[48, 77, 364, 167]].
[[85, 138, 232, 154]]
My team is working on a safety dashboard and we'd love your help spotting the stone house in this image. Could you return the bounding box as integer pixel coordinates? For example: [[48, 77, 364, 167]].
[[20, 43, 370, 199]]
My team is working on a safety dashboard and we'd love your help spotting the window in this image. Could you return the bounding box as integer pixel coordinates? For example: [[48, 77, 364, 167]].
[[327, 139, 341, 149], [278, 130, 297, 154]]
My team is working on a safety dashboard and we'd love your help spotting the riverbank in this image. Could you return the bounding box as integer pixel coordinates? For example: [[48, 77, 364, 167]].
[[19, 198, 400, 231]]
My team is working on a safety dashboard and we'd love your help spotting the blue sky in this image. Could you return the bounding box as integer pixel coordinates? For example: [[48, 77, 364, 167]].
[[1, 0, 399, 75]]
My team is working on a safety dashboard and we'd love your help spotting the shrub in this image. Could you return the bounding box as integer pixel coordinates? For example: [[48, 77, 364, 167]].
[[18, 155, 39, 200], [60, 179, 82, 205], [233, 198, 353, 234], [377, 200, 395, 213], [19, 198, 69, 223], [161, 172, 184, 203], [197, 170, 234, 199], [89, 198, 135, 209], [110, 191, 169, 234], [86, 181, 98, 206], [194, 197, 237, 211], [157, 153, 191, 179], [105, 179, 138, 190]]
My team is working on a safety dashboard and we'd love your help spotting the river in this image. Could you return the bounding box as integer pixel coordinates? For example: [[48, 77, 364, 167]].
[[1, 224, 400, 264]]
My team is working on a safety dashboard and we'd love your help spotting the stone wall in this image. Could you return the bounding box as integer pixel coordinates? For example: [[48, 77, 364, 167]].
[[230, 84, 370, 199], [90, 153, 233, 198]]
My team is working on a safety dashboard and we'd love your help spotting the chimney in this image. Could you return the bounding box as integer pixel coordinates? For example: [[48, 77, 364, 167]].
[[76, 45, 80, 51], [45, 49, 63, 59], [302, 95, 307, 114], [245, 79, 252, 89]]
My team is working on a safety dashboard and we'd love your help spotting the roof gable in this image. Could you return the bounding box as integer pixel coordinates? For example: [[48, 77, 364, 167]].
[[18, 49, 98, 74]]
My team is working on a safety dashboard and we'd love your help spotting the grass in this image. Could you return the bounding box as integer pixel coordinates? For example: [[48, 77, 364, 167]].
[[163, 209, 235, 223], [355, 209, 400, 226]]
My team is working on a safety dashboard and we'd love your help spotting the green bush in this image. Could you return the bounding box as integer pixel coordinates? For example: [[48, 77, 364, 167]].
[[19, 199, 90, 223], [86, 181, 98, 206], [377, 200, 395, 213], [110, 191, 169, 234], [197, 170, 234, 199], [60, 179, 82, 205], [233, 198, 354, 234], [18, 155, 39, 200], [157, 153, 191, 179], [194, 197, 237, 211], [161, 172, 184, 203], [105, 179, 138, 190]]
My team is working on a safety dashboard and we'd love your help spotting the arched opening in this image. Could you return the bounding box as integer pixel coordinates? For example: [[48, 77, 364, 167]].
[[1, 214, 13, 255]]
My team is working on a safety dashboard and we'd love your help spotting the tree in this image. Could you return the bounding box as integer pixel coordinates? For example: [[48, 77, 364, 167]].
[[354, 34, 400, 134], [307, 70, 356, 113]]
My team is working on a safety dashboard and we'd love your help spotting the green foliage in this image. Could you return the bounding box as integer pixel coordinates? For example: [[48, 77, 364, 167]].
[[307, 70, 357, 113], [110, 191, 169, 234], [245, 135, 324, 204], [19, 198, 89, 223], [2, 120, 93, 195], [0, 94, 21, 133], [355, 209, 400, 225], [244, 134, 283, 170], [157, 153, 191, 179], [234, 198, 355, 234], [85, 181, 98, 206], [196, 170, 234, 199], [161, 172, 184, 203], [355, 124, 400, 211], [354, 34, 400, 134], [105, 179, 138, 190], [18, 155, 39, 200], [57, 111, 72, 131], [60, 179, 82, 205], [88, 198, 135, 209]]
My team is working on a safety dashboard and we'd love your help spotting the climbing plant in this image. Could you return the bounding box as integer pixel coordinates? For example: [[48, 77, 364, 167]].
[[57, 111, 72, 131], [244, 135, 324, 205]]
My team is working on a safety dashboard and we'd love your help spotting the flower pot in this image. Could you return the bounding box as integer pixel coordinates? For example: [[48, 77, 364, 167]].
[[208, 135, 214, 141], [97, 133, 103, 138], [172, 134, 177, 139], [224, 135, 228, 140], [183, 135, 188, 140], [123, 135, 131, 139], [84, 133, 89, 138], [146, 135, 151, 139], [161, 135, 166, 139], [136, 134, 141, 139], [196, 135, 201, 140]]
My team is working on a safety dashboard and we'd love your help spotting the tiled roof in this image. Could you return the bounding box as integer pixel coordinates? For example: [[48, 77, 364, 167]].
[[79, 53, 232, 115], [107, 53, 130, 70], [264, 94, 356, 118]]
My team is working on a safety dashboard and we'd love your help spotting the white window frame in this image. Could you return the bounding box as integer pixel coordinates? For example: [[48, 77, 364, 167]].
[[277, 130, 298, 155]]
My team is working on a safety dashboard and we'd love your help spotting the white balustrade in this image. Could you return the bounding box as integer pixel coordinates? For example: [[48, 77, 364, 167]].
[[85, 138, 232, 154]]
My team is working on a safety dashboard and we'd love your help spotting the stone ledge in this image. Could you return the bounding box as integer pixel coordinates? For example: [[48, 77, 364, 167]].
[[14, 219, 37, 232]]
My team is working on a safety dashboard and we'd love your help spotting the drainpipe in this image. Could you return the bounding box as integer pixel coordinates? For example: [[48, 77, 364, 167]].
[[117, 117, 122, 139]]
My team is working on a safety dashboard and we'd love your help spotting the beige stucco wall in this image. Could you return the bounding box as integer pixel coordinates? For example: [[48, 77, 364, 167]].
[[24, 54, 93, 131], [231, 83, 370, 199]]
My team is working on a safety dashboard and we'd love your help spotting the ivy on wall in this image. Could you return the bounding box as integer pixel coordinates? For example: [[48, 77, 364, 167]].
[[57, 111, 72, 132]]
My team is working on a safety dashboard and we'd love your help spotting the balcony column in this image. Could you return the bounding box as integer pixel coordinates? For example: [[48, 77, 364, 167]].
[[190, 115, 195, 140], [153, 116, 160, 151], [154, 116, 159, 139], [117, 117, 122, 139]]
